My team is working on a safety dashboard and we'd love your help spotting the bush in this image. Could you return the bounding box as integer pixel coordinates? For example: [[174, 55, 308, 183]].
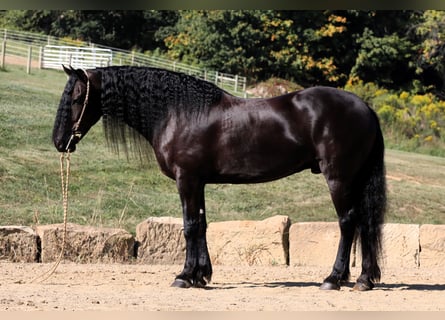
[[345, 79, 445, 156]]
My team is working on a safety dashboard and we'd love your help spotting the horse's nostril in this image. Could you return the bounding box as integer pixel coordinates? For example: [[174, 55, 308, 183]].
[[54, 139, 67, 152], [55, 141, 63, 151]]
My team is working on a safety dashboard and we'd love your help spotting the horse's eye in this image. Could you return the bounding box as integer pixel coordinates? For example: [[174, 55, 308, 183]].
[[72, 98, 81, 105]]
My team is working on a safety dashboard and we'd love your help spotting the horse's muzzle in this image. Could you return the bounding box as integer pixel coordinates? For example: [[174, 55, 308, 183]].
[[65, 132, 82, 152], [54, 132, 80, 153]]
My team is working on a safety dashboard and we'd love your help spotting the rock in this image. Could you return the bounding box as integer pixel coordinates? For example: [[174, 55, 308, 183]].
[[35, 223, 134, 263], [419, 224, 445, 268], [288, 222, 340, 267], [355, 223, 420, 269], [207, 215, 291, 266], [135, 215, 291, 266], [0, 226, 39, 262], [289, 222, 421, 269], [135, 217, 185, 264]]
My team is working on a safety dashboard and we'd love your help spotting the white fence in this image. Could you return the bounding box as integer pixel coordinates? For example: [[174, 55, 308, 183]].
[[1, 29, 248, 97], [42, 45, 112, 69]]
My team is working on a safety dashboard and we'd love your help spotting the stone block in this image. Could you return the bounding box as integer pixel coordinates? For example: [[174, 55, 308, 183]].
[[289, 222, 340, 267], [0, 226, 39, 262], [36, 223, 134, 263], [135, 217, 185, 264], [290, 222, 421, 269], [354, 223, 420, 269], [419, 224, 445, 268], [207, 215, 291, 266]]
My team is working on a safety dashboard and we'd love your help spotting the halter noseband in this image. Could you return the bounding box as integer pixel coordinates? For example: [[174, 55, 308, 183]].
[[66, 69, 90, 151]]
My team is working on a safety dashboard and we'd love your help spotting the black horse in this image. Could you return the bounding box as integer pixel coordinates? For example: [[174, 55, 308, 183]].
[[53, 65, 386, 291]]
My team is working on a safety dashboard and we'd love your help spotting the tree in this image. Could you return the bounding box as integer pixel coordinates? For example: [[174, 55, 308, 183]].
[[350, 27, 416, 89], [159, 10, 351, 85], [0, 10, 178, 52], [51, 11, 150, 50], [414, 10, 445, 97], [158, 10, 418, 88], [0, 10, 57, 34], [159, 10, 269, 78], [269, 10, 350, 86]]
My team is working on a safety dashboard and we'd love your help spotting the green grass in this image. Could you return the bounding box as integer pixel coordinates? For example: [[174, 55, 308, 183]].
[[1, 65, 444, 236]]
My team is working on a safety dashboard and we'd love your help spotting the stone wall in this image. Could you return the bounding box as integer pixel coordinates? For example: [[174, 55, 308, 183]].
[[0, 217, 443, 269]]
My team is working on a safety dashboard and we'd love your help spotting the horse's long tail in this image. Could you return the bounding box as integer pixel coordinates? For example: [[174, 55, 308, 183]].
[[356, 109, 387, 283]]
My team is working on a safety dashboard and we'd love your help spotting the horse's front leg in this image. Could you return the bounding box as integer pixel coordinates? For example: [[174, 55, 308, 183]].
[[171, 174, 212, 288]]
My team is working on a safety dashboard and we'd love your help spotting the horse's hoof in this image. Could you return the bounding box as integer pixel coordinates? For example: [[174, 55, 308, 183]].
[[171, 279, 192, 288], [193, 279, 207, 288], [320, 282, 340, 290], [352, 282, 373, 291]]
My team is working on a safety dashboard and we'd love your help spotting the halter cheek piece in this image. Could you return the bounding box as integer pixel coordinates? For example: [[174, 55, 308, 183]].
[[66, 69, 90, 151]]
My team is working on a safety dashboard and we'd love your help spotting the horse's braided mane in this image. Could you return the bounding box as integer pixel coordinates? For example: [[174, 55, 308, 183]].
[[99, 66, 223, 159]]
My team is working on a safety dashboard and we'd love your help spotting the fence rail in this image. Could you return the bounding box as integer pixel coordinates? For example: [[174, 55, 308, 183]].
[[1, 29, 248, 96], [1, 39, 41, 60], [42, 45, 112, 69], [2, 28, 92, 47]]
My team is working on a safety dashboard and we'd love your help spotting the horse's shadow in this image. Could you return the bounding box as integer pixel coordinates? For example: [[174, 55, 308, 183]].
[[377, 283, 445, 291], [207, 281, 322, 290], [207, 281, 445, 291]]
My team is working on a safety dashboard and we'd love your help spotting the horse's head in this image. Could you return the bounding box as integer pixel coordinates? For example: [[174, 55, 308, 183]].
[[53, 65, 102, 152]]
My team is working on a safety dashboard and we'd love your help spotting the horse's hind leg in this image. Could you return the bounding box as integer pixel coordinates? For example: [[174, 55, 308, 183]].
[[320, 177, 358, 290], [171, 173, 212, 288]]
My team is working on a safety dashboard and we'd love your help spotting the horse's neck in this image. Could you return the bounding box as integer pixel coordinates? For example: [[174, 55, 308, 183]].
[[101, 67, 222, 142], [118, 83, 167, 142]]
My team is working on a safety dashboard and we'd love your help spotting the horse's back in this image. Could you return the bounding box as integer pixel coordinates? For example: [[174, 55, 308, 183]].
[[153, 87, 379, 184], [292, 86, 374, 122]]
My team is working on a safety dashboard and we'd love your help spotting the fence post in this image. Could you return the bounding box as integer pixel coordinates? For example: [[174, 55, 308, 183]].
[[215, 71, 219, 85], [234, 75, 239, 92], [27, 45, 32, 74], [0, 41, 5, 69], [38, 46, 43, 69]]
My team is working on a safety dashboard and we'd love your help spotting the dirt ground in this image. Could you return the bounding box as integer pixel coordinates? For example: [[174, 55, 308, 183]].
[[0, 262, 444, 311], [4, 55, 41, 69]]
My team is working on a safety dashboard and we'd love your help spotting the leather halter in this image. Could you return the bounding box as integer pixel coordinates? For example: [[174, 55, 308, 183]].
[[65, 69, 90, 151]]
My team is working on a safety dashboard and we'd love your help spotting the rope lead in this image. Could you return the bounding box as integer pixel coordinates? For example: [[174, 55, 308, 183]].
[[30, 152, 70, 283]]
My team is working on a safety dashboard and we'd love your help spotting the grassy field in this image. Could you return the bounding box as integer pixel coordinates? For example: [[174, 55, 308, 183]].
[[1, 65, 444, 235]]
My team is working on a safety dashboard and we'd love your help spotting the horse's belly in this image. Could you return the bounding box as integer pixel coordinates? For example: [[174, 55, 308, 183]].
[[212, 144, 312, 184]]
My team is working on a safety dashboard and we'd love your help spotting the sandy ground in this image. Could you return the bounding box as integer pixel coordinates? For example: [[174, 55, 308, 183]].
[[0, 262, 444, 311]]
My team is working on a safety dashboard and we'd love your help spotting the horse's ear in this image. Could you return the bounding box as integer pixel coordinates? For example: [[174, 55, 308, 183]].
[[73, 68, 89, 83], [62, 65, 73, 76], [61, 65, 86, 82]]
